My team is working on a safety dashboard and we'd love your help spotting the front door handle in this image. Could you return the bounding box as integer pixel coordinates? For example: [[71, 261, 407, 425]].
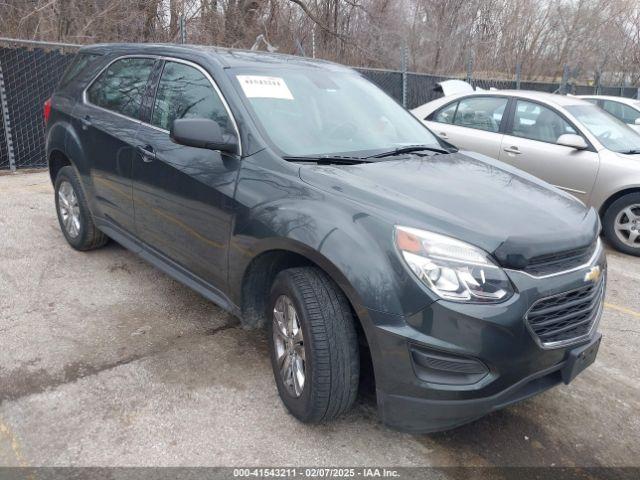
[[136, 145, 157, 163], [438, 131, 449, 139], [503, 145, 521, 154]]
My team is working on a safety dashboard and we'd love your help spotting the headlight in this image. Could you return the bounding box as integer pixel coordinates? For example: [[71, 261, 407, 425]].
[[395, 226, 513, 303]]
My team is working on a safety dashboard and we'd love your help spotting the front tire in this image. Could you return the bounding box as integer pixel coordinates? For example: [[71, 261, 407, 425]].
[[54, 166, 108, 251], [603, 193, 640, 256], [267, 267, 359, 423]]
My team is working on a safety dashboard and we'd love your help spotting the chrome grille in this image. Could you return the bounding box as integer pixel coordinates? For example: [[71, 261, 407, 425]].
[[525, 275, 604, 347], [524, 241, 598, 277]]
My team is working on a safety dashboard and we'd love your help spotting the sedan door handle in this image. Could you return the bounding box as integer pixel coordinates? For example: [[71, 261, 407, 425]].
[[136, 145, 157, 163], [438, 131, 449, 139], [503, 146, 521, 154]]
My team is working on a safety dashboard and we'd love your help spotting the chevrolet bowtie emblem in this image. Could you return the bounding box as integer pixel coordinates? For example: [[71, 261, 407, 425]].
[[584, 265, 602, 283]]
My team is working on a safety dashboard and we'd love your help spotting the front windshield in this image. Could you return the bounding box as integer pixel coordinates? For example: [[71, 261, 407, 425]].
[[565, 104, 640, 153], [231, 68, 441, 157]]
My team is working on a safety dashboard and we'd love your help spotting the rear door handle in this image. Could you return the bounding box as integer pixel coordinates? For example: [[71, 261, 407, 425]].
[[136, 145, 157, 163], [503, 146, 521, 154], [438, 131, 449, 139], [80, 115, 92, 130]]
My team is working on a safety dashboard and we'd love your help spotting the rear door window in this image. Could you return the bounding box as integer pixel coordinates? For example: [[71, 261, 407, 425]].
[[87, 57, 155, 119], [511, 100, 577, 143], [452, 96, 507, 133], [150, 61, 232, 133]]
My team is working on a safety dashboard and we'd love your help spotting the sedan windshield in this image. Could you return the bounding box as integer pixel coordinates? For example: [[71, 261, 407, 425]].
[[565, 104, 640, 153], [231, 68, 441, 157]]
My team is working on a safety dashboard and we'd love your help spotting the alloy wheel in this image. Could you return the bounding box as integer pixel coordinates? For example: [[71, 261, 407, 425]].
[[272, 295, 306, 397], [614, 204, 640, 248], [58, 181, 81, 238]]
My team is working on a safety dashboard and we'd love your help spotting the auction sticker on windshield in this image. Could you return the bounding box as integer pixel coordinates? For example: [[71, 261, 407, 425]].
[[237, 75, 294, 100]]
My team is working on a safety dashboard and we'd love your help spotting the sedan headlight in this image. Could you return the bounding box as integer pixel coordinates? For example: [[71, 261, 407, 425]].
[[395, 226, 513, 303]]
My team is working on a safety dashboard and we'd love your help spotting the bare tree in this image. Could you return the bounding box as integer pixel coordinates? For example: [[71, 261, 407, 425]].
[[0, 0, 638, 84]]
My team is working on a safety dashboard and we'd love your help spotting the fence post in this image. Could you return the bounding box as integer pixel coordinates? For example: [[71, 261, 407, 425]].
[[179, 15, 186, 44], [515, 63, 521, 90], [0, 60, 16, 172], [400, 41, 408, 108], [560, 64, 569, 94]]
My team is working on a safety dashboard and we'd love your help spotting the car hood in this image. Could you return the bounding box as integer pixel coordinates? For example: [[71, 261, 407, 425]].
[[298, 151, 599, 269]]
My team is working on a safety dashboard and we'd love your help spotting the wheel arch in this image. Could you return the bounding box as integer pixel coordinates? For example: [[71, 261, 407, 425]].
[[238, 244, 376, 390], [599, 186, 640, 217], [238, 242, 366, 330], [48, 149, 73, 184]]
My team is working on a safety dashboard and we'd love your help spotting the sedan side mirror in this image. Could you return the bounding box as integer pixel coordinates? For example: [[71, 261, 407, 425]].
[[171, 118, 239, 155], [557, 133, 588, 150]]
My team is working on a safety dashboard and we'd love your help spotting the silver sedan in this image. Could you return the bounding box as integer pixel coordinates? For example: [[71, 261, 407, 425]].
[[577, 95, 640, 133], [412, 90, 640, 256]]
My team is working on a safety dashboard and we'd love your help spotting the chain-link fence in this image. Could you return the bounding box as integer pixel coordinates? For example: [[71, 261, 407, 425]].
[[0, 39, 79, 170], [360, 69, 640, 109], [1, 37, 639, 170]]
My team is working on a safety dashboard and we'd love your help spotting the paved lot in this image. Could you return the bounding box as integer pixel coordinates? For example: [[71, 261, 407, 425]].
[[0, 171, 639, 467]]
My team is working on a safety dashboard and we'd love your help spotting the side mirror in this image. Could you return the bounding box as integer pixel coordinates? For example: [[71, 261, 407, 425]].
[[557, 133, 588, 150], [170, 118, 238, 155], [634, 118, 640, 125]]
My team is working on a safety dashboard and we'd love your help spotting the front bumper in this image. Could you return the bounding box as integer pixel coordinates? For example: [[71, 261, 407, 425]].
[[377, 333, 601, 433], [362, 247, 606, 433]]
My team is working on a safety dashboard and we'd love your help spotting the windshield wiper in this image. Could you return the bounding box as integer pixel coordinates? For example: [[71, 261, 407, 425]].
[[283, 155, 372, 165], [368, 144, 453, 159], [620, 149, 640, 154]]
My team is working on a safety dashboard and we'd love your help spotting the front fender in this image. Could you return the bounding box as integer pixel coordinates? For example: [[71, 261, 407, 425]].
[[229, 195, 435, 318], [589, 151, 640, 211]]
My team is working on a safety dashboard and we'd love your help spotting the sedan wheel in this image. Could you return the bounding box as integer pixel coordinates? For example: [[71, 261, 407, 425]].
[[614, 204, 640, 248], [603, 192, 640, 256]]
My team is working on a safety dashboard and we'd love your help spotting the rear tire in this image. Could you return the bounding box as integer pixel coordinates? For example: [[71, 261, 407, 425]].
[[54, 166, 108, 251], [267, 267, 359, 423], [603, 193, 640, 256]]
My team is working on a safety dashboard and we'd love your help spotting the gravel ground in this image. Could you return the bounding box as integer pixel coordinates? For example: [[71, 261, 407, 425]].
[[0, 171, 639, 468]]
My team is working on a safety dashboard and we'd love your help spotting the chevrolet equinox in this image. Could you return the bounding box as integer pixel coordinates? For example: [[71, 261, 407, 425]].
[[45, 44, 606, 432]]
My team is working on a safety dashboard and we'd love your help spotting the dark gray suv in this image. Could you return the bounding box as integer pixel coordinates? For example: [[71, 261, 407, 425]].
[[45, 44, 605, 432]]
